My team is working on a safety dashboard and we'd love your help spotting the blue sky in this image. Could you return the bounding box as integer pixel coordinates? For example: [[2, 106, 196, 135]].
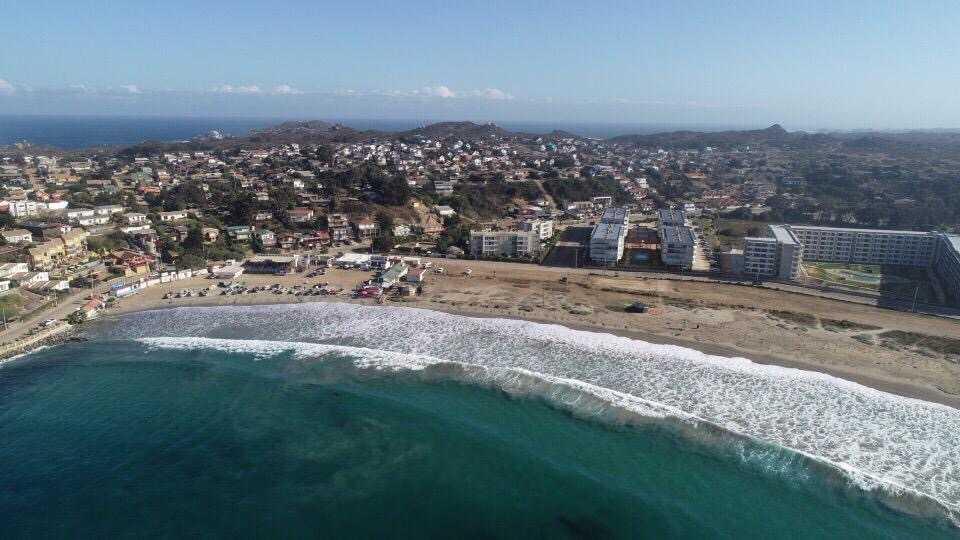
[[1, 0, 958, 129]]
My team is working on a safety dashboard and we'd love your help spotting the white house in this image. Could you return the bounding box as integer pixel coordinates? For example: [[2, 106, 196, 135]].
[[0, 229, 33, 244], [159, 210, 189, 222], [124, 213, 148, 225], [4, 200, 41, 218]]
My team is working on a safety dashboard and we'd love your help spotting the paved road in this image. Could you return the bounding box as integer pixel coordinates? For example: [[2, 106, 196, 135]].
[[0, 285, 112, 343]]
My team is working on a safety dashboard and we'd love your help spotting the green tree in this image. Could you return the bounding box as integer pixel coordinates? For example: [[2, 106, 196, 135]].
[[67, 310, 88, 325], [178, 253, 206, 270], [183, 223, 203, 251]]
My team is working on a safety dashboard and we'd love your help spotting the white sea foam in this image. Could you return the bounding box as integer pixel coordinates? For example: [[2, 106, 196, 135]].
[[138, 336, 438, 371], [0, 345, 51, 366], [113, 302, 960, 517]]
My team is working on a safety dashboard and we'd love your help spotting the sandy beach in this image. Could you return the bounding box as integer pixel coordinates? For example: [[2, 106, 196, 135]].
[[90, 259, 960, 410]]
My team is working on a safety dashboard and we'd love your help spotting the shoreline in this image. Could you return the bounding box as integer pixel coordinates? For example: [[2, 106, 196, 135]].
[[99, 290, 960, 410]]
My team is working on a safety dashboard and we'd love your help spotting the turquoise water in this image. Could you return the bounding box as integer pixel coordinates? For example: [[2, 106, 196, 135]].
[[0, 340, 955, 538]]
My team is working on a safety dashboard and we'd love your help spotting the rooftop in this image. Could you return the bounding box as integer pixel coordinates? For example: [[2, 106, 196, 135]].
[[788, 224, 932, 236], [770, 224, 799, 245], [658, 207, 686, 226], [661, 225, 694, 245], [599, 206, 629, 225], [590, 222, 625, 242]]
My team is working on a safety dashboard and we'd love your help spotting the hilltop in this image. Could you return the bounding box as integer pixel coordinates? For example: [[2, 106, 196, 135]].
[[607, 124, 799, 148]]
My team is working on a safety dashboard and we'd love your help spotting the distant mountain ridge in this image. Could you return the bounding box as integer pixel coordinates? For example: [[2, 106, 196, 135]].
[[254, 120, 805, 149], [100, 119, 960, 158], [606, 123, 798, 147]]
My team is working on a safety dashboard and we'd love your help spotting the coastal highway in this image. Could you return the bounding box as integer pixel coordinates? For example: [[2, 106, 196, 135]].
[[0, 286, 109, 344]]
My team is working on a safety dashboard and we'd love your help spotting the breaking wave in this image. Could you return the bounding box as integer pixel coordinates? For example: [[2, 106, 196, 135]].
[[98, 302, 960, 523]]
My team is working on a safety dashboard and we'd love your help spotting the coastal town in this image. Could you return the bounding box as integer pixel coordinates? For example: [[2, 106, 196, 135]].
[[1, 121, 960, 399], [8, 0, 960, 532]]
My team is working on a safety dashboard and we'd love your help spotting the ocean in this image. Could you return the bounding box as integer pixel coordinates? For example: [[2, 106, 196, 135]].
[[1, 303, 957, 538], [0, 115, 753, 149], [0, 115, 280, 150]]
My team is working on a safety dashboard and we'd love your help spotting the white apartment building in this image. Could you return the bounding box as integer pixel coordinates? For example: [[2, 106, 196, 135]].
[[744, 224, 949, 285], [789, 226, 936, 266], [657, 207, 695, 269], [469, 230, 541, 259], [589, 223, 626, 265], [5, 200, 41, 219], [521, 219, 554, 240], [743, 225, 803, 279], [660, 225, 695, 269]]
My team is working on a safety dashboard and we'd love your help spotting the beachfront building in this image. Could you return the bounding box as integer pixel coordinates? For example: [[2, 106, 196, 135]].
[[789, 226, 936, 266], [520, 219, 555, 240], [588, 206, 630, 265], [657, 207, 686, 227], [738, 226, 795, 281], [378, 262, 409, 288], [743, 225, 803, 280], [660, 225, 695, 269], [600, 206, 630, 227], [469, 230, 541, 259], [243, 255, 300, 274], [743, 224, 960, 302], [657, 207, 695, 269], [589, 223, 626, 265], [933, 235, 960, 306]]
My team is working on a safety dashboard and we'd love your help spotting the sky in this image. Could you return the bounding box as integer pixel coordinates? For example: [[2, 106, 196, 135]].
[[1, 0, 958, 130]]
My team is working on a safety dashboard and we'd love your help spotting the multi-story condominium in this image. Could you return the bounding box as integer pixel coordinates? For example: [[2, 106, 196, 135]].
[[660, 225, 695, 269], [520, 219, 554, 240], [789, 226, 936, 266], [743, 225, 803, 279], [469, 230, 541, 259], [743, 224, 960, 304], [601, 207, 630, 227], [657, 207, 695, 269], [589, 223, 626, 265], [933, 234, 960, 306], [657, 207, 685, 227]]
